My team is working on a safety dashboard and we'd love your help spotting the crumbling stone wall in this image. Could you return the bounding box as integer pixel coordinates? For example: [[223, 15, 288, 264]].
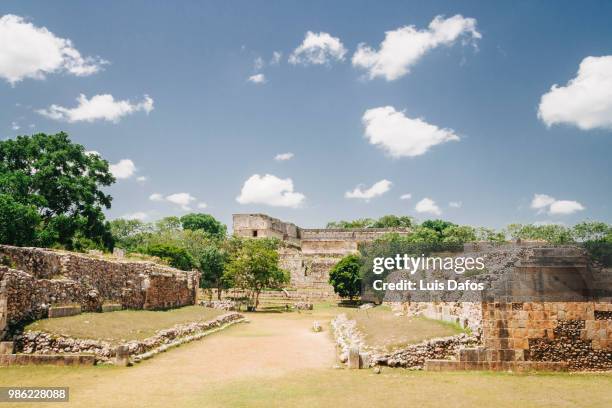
[[0, 245, 199, 338]]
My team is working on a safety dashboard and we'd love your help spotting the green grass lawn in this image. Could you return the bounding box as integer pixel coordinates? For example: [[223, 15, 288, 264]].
[[192, 369, 612, 408], [345, 305, 465, 351], [24, 306, 225, 344]]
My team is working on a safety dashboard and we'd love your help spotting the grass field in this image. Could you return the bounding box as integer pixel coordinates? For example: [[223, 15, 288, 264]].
[[345, 305, 465, 351], [24, 306, 225, 344], [2, 303, 611, 407]]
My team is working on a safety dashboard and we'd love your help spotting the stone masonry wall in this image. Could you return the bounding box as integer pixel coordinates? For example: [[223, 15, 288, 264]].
[[0, 245, 199, 338]]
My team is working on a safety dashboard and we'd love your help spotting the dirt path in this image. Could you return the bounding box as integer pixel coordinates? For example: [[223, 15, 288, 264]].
[[12, 312, 336, 408]]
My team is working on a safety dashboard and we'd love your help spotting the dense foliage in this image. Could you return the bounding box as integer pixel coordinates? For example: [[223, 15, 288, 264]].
[[109, 213, 230, 290], [328, 254, 362, 300], [0, 133, 115, 250], [223, 237, 289, 308], [326, 215, 413, 229]]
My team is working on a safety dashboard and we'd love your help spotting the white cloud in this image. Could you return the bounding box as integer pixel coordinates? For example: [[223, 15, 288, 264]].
[[289, 31, 347, 66], [345, 179, 392, 201], [248, 73, 266, 84], [254, 56, 264, 70], [149, 193, 164, 202], [136, 176, 147, 182], [110, 159, 136, 179], [531, 194, 556, 211], [236, 174, 305, 208], [271, 51, 282, 65], [400, 193, 412, 200], [530, 193, 585, 215], [166, 192, 196, 211], [352, 14, 480, 81], [274, 152, 294, 161], [415, 197, 442, 215], [0, 14, 106, 85], [11, 121, 19, 130], [538, 56, 612, 130], [449, 201, 462, 208], [197, 202, 208, 209], [37, 93, 154, 123], [120, 211, 149, 221], [549, 200, 585, 215], [362, 106, 459, 157]]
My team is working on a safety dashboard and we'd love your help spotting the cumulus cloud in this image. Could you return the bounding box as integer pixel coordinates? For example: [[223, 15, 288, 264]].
[[197, 202, 208, 209], [531, 194, 556, 211], [530, 193, 585, 215], [110, 159, 136, 179], [538, 56, 612, 130], [0, 14, 106, 85], [271, 51, 282, 65], [254, 56, 264, 70], [400, 193, 412, 200], [11, 121, 19, 130], [449, 201, 462, 208], [37, 94, 154, 123], [415, 197, 441, 215], [345, 179, 392, 201], [236, 174, 305, 208], [352, 14, 480, 81], [165, 193, 196, 210], [136, 176, 147, 182], [362, 106, 459, 157], [120, 211, 149, 221], [247, 73, 266, 84], [149, 193, 163, 202], [289, 31, 347, 66], [274, 152, 294, 161]]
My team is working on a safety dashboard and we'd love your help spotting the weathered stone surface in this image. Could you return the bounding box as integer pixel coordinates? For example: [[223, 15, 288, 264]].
[[114, 345, 130, 366], [348, 346, 360, 369], [0, 341, 14, 354], [19, 312, 244, 364], [0, 245, 200, 337], [0, 353, 95, 366], [48, 305, 81, 318]]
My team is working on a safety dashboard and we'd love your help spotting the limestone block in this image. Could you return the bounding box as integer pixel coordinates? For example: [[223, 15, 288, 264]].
[[348, 346, 360, 369], [0, 341, 14, 354], [114, 345, 130, 366]]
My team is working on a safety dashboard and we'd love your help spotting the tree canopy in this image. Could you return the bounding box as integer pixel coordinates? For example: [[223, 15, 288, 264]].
[[0, 133, 115, 250], [328, 254, 362, 300]]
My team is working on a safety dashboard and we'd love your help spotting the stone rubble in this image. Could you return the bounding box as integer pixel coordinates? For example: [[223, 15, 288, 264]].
[[331, 313, 478, 369], [17, 312, 245, 364]]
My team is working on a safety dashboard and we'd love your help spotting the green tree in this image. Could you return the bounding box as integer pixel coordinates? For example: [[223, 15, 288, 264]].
[[198, 245, 228, 299], [571, 221, 611, 242], [372, 215, 413, 228], [0, 133, 115, 250], [144, 243, 194, 270], [328, 253, 362, 300], [223, 238, 289, 309], [180, 213, 226, 238], [0, 194, 41, 246], [109, 219, 152, 252], [441, 225, 477, 244]]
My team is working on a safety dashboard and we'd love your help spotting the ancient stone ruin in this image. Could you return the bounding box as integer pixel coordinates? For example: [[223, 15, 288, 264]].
[[233, 213, 410, 298], [400, 245, 612, 371], [0, 245, 200, 339]]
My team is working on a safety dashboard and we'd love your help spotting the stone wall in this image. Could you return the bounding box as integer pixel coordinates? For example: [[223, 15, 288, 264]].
[[0, 245, 199, 338], [401, 246, 612, 370]]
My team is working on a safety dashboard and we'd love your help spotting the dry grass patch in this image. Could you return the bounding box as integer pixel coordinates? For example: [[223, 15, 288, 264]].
[[25, 306, 225, 344], [345, 305, 464, 351]]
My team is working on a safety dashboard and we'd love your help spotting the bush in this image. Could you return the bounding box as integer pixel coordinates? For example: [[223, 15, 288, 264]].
[[144, 243, 194, 270], [329, 254, 362, 300]]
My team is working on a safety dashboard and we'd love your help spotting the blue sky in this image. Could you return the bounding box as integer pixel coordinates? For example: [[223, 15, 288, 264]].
[[1, 1, 611, 229]]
